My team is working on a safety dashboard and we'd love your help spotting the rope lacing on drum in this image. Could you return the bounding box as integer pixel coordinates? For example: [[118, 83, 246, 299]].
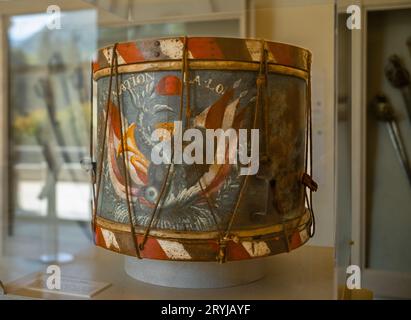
[[91, 44, 118, 237], [89, 61, 96, 232], [138, 37, 190, 251], [183, 43, 225, 242], [89, 38, 317, 261], [90, 43, 142, 258], [303, 56, 317, 238], [114, 48, 142, 257], [217, 40, 269, 263]]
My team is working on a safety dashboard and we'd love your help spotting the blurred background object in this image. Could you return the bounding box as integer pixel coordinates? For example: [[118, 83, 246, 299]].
[[336, 0, 411, 300]]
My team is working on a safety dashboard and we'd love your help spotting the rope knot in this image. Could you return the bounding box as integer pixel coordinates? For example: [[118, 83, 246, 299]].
[[301, 172, 318, 192], [256, 74, 266, 86], [217, 237, 231, 263]]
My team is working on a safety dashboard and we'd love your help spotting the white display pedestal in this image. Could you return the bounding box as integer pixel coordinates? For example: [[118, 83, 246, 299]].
[[124, 257, 267, 288]]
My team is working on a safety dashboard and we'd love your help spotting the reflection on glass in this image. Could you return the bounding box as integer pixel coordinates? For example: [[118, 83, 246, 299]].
[[335, 10, 353, 298], [366, 9, 411, 273], [98, 19, 240, 47], [6, 11, 241, 262], [8, 10, 97, 260]]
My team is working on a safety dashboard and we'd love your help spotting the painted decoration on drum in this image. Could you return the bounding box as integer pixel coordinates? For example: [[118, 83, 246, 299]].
[[97, 70, 255, 231], [91, 37, 316, 262], [96, 70, 306, 232]]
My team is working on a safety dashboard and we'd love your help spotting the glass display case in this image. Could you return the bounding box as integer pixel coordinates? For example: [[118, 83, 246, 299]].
[[7, 0, 411, 300], [335, 0, 411, 299]]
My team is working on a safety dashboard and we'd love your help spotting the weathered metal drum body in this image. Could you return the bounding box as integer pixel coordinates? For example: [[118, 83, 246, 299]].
[[92, 37, 314, 262]]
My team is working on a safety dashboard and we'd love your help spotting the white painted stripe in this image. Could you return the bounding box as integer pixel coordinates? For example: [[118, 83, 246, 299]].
[[158, 239, 192, 260], [102, 48, 113, 65], [116, 50, 126, 64], [101, 228, 120, 250], [267, 50, 275, 63], [242, 241, 271, 257], [193, 104, 209, 128], [245, 40, 261, 62], [160, 39, 184, 59], [102, 47, 126, 65], [299, 229, 309, 243], [222, 98, 239, 130], [194, 96, 239, 130]]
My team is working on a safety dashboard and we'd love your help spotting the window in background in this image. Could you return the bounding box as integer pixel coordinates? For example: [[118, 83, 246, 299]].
[[7, 9, 97, 260], [5, 8, 243, 262], [98, 19, 240, 48]]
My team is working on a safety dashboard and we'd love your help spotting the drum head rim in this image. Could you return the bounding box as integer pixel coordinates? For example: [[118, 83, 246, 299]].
[[92, 36, 311, 75], [94, 211, 312, 261]]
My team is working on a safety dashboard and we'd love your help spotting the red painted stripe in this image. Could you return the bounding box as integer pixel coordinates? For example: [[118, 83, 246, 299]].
[[108, 100, 122, 139], [227, 241, 251, 261], [187, 37, 224, 59], [290, 231, 302, 250], [94, 226, 104, 247], [267, 42, 294, 66], [94, 224, 310, 261], [204, 88, 233, 129], [137, 236, 168, 260], [92, 61, 100, 73], [116, 42, 145, 63]]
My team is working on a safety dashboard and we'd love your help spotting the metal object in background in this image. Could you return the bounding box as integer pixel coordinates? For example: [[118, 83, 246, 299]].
[[372, 94, 411, 187], [34, 77, 79, 183], [385, 55, 411, 124], [91, 37, 316, 262], [32, 52, 98, 263], [48, 52, 85, 162]]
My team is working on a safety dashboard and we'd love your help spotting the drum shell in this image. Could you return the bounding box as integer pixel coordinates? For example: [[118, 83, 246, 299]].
[[92, 37, 312, 261]]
